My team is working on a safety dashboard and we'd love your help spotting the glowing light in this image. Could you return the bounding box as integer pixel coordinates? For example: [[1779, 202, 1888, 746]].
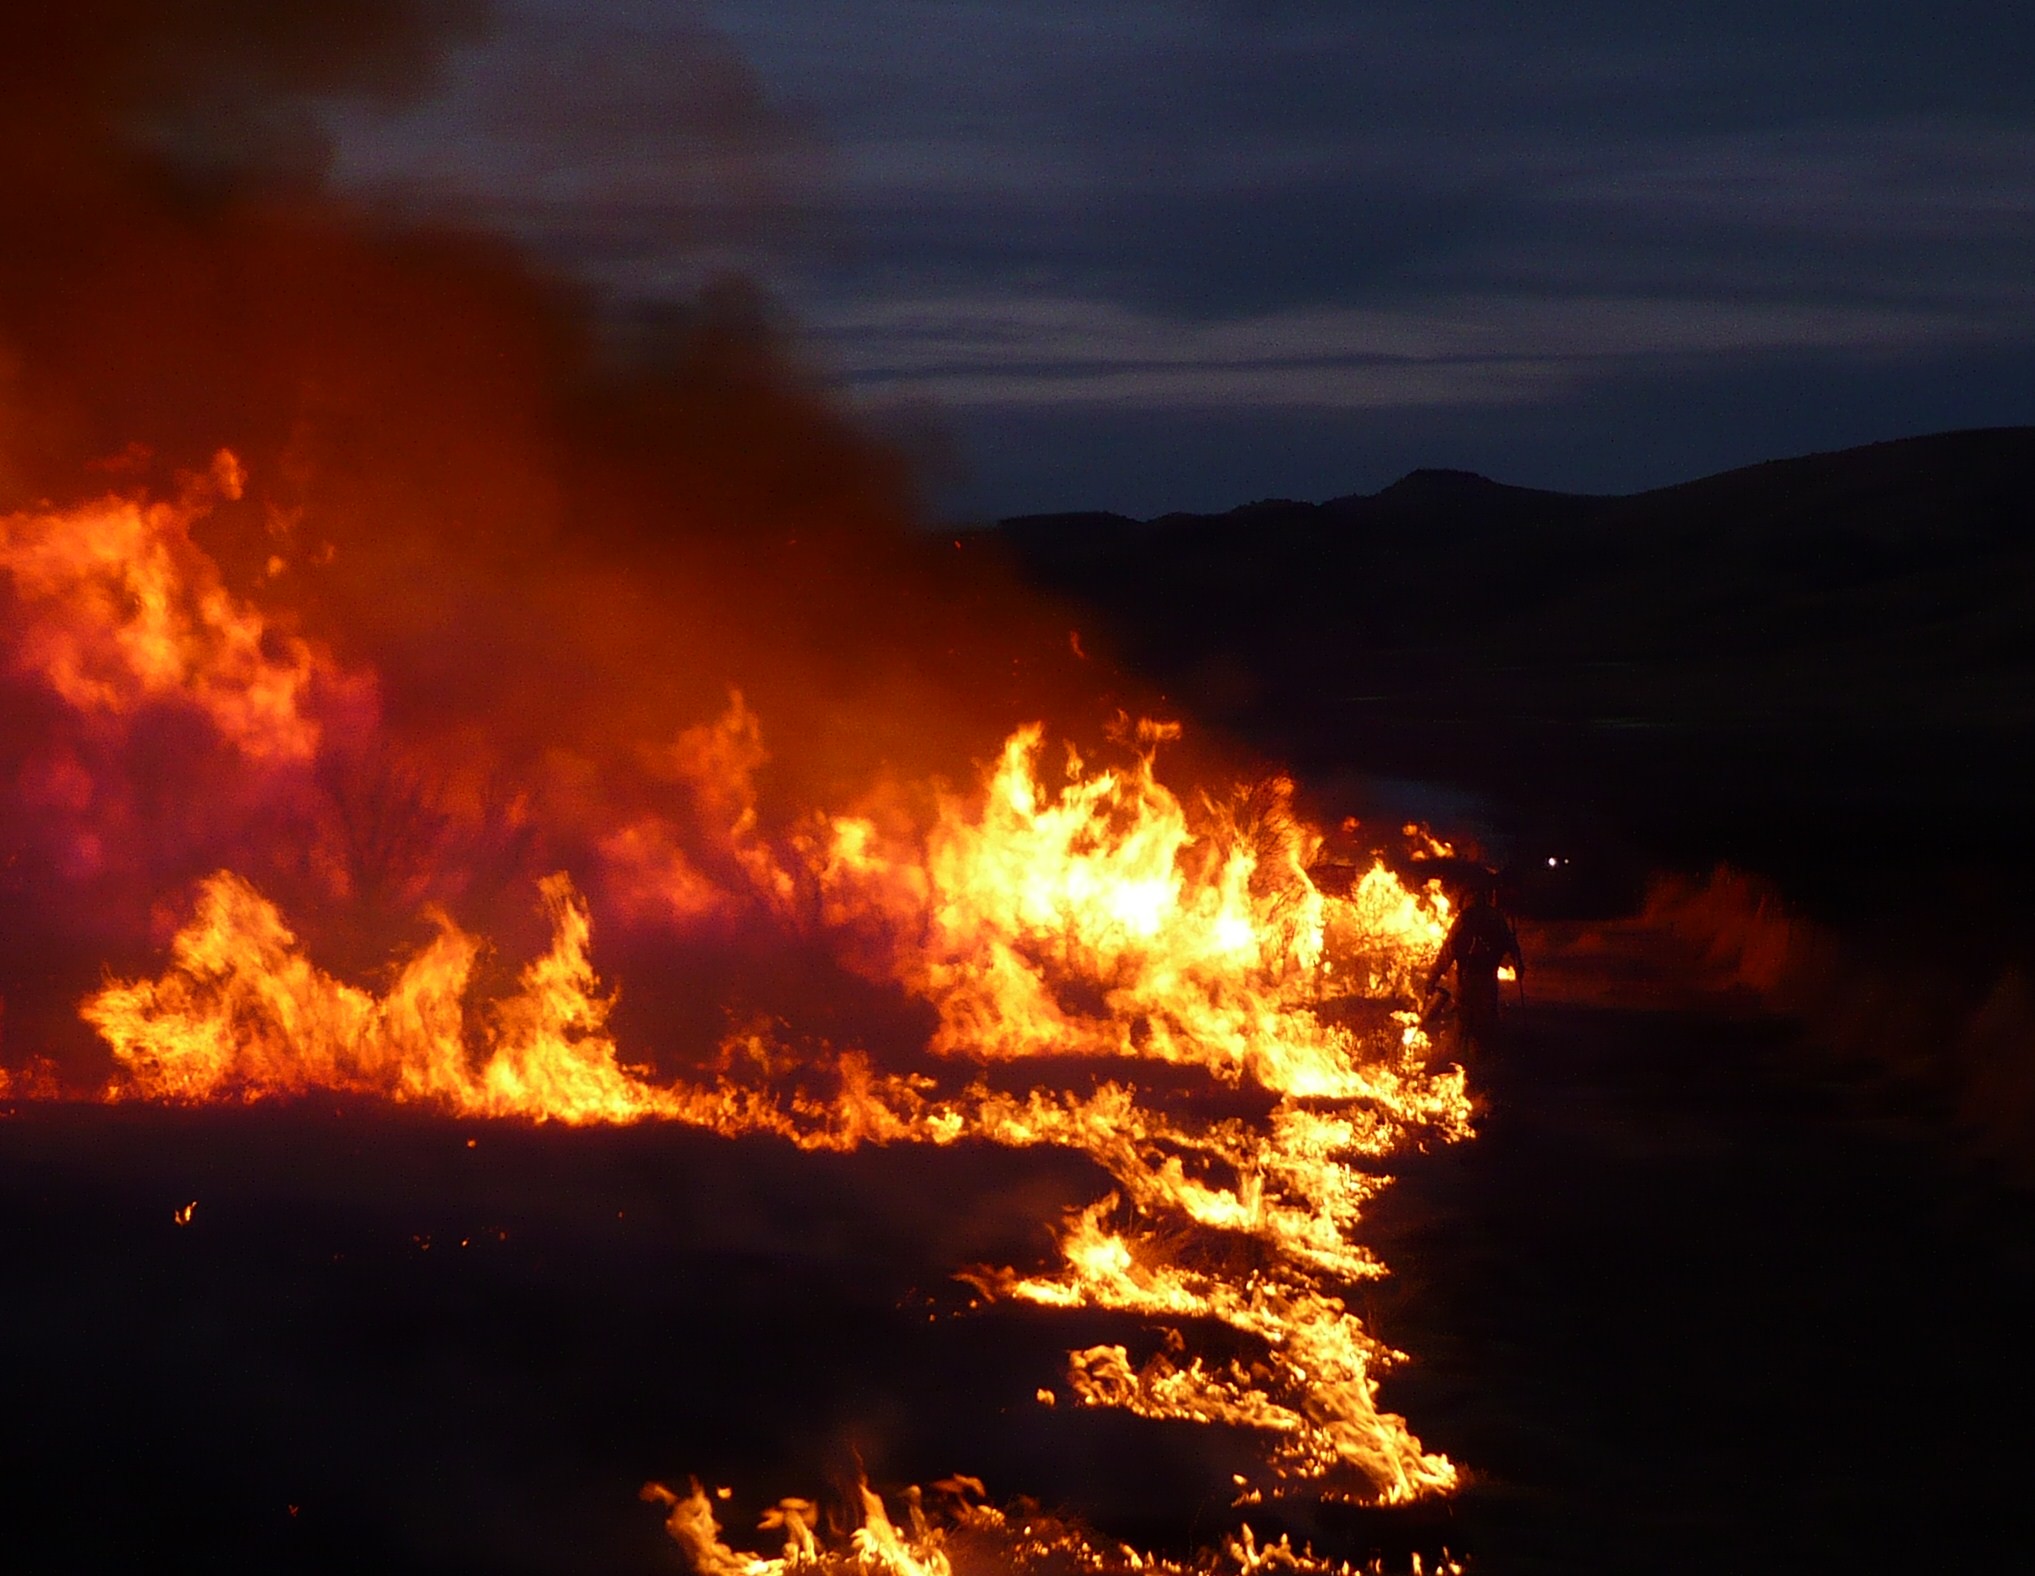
[[0, 453, 368, 762]]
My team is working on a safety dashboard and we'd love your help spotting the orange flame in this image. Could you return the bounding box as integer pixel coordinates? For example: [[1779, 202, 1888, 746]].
[[0, 453, 366, 763], [3, 455, 1476, 1554], [85, 870, 675, 1125], [640, 1469, 1459, 1576]]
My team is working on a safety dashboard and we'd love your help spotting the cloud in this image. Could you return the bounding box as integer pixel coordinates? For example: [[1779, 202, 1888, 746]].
[[313, 0, 2035, 506], [325, 2, 825, 264], [815, 291, 2007, 411]]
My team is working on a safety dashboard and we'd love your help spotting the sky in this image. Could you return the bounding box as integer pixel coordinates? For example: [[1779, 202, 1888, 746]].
[[325, 0, 2035, 518]]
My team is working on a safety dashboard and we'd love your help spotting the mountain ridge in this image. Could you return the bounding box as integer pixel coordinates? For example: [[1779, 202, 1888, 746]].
[[1002, 426, 2035, 534], [990, 425, 2035, 898]]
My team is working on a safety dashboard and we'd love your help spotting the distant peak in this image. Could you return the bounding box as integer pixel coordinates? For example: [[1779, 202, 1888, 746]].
[[1379, 467, 1504, 493]]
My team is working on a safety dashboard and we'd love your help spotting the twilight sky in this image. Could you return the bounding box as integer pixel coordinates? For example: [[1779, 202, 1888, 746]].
[[325, 1, 2035, 517]]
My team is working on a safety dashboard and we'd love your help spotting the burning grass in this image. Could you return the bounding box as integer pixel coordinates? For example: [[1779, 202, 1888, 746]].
[[3, 459, 1473, 1565]]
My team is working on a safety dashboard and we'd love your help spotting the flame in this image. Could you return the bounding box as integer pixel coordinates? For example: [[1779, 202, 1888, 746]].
[[641, 1470, 1463, 1576], [3, 456, 1477, 1559], [818, 722, 1453, 1100], [0, 453, 366, 763], [1002, 1199, 1453, 1501], [643, 1477, 964, 1576], [84, 870, 676, 1125], [75, 726, 1467, 1505]]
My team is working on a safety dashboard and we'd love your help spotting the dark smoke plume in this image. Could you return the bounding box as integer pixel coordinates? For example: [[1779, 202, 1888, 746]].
[[0, 0, 1114, 1076]]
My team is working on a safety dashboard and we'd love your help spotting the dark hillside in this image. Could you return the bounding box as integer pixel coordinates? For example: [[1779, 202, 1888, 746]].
[[998, 428, 2035, 915]]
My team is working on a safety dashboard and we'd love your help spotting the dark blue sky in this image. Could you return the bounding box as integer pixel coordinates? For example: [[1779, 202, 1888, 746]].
[[326, 1, 2035, 517]]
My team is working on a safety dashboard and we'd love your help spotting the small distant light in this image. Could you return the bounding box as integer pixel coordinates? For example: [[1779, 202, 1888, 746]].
[[173, 1200, 196, 1226], [465, 1138, 477, 1149], [1035, 1388, 1056, 1406], [1547, 856, 1558, 867], [715, 1486, 733, 1501]]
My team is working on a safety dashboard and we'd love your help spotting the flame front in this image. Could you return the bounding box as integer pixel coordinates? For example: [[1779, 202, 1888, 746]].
[[642, 1471, 1467, 1576], [3, 458, 1473, 1561], [84, 870, 675, 1125], [78, 722, 1467, 1506], [825, 721, 1447, 1101]]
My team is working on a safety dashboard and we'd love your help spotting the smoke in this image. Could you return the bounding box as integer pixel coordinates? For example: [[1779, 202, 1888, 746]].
[[0, 0, 1122, 1075], [1632, 869, 2035, 1185]]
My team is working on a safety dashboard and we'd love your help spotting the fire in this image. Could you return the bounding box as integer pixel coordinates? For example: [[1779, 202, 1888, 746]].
[[818, 720, 1429, 1098], [0, 453, 365, 765], [3, 456, 1475, 1561], [85, 870, 677, 1125], [1001, 1199, 1453, 1501], [75, 723, 1467, 1505], [644, 1477, 968, 1576], [641, 1470, 1465, 1576]]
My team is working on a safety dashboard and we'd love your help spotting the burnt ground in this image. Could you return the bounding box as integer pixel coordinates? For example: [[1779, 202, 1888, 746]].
[[1371, 999, 2035, 1574], [5, 965, 2035, 1574]]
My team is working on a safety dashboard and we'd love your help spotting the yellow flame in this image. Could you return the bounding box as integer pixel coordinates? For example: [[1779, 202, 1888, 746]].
[[819, 724, 1453, 1101], [85, 871, 675, 1125]]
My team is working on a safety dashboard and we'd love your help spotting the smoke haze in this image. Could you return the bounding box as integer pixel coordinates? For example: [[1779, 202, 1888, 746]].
[[0, 0, 1122, 1077]]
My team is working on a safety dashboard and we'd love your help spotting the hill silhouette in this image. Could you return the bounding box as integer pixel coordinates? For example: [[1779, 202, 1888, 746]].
[[998, 427, 2035, 912]]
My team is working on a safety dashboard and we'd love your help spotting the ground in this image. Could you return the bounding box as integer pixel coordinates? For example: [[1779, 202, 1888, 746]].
[[4, 928, 2033, 1574]]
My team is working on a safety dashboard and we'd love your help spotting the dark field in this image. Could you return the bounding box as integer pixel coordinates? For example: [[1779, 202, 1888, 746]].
[[6, 979, 2034, 1573]]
